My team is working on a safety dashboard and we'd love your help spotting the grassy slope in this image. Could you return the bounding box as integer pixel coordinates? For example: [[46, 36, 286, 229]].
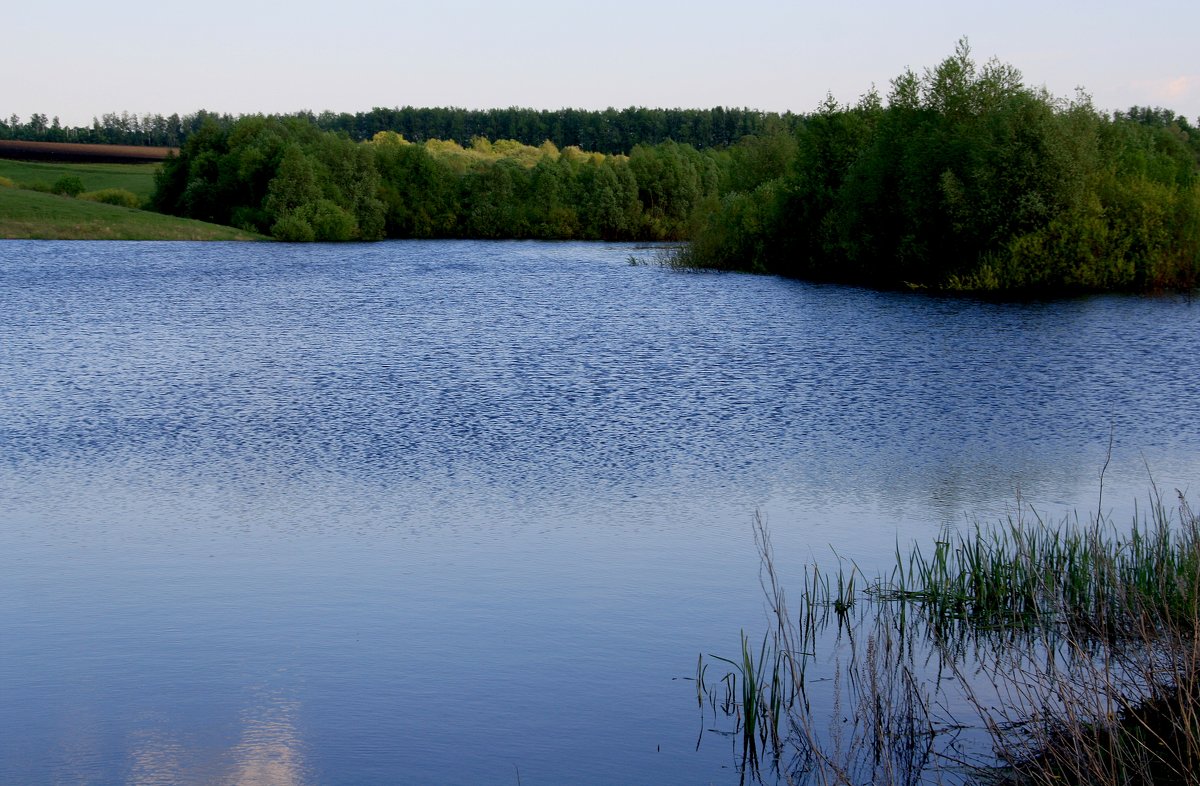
[[0, 186, 264, 241], [0, 158, 160, 199]]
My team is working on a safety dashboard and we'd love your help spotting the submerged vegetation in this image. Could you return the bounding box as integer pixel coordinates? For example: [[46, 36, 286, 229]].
[[700, 489, 1200, 784]]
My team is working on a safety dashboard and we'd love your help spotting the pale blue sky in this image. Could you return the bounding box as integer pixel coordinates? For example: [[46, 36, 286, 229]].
[[5, 0, 1198, 127]]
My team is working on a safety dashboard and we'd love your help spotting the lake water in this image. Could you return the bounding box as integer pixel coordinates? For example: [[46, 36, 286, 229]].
[[1, 240, 1197, 785]]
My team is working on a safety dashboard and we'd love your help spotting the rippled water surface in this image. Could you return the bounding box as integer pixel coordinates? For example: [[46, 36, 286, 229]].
[[2, 240, 1197, 784]]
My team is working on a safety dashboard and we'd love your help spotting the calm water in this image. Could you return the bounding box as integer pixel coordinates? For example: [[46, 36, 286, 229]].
[[1, 240, 1197, 784]]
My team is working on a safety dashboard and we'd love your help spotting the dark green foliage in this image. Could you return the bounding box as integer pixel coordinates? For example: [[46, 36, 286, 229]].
[[50, 175, 84, 197], [629, 141, 720, 240], [460, 161, 522, 238], [686, 41, 1200, 293], [153, 116, 384, 241], [680, 181, 782, 272], [372, 138, 458, 237], [309, 105, 798, 153], [1, 106, 801, 153], [720, 122, 798, 195], [0, 110, 229, 146], [526, 156, 579, 238], [573, 157, 642, 240]]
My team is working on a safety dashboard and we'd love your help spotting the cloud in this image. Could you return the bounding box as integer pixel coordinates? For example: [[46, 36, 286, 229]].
[[1116, 75, 1200, 115], [1161, 76, 1196, 99]]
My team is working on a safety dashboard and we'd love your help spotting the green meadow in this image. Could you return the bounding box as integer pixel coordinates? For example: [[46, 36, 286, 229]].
[[0, 184, 263, 241], [0, 158, 160, 200]]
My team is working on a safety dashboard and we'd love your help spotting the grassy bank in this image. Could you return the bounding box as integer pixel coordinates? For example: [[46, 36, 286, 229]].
[[703, 491, 1200, 784], [0, 185, 263, 241], [0, 158, 159, 200]]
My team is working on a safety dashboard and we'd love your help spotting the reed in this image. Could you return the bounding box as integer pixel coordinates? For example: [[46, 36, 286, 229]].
[[966, 492, 1200, 786], [699, 490, 1200, 785]]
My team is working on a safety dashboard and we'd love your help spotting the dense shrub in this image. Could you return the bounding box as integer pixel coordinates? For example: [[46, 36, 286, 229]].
[[154, 117, 385, 241], [686, 40, 1200, 293], [50, 176, 85, 197], [151, 117, 717, 243]]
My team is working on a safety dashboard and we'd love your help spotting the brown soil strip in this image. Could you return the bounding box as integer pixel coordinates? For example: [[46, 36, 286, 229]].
[[0, 140, 178, 163]]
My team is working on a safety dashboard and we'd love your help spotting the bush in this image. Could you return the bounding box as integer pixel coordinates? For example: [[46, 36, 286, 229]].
[[0, 176, 15, 188], [79, 188, 141, 208], [50, 175, 85, 197], [270, 211, 316, 242], [308, 199, 358, 241]]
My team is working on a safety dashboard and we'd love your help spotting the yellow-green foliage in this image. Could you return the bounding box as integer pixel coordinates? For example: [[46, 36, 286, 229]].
[[411, 136, 557, 171], [483, 138, 548, 167], [80, 188, 142, 209], [417, 138, 473, 173], [560, 145, 605, 165], [155, 114, 718, 243], [370, 131, 410, 147], [0, 175, 14, 188], [398, 136, 618, 172]]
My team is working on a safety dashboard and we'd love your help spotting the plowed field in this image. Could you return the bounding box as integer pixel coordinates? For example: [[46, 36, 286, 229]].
[[0, 140, 177, 163]]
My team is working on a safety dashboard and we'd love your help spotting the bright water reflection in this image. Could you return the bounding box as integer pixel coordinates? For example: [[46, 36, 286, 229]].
[[1, 240, 1197, 784]]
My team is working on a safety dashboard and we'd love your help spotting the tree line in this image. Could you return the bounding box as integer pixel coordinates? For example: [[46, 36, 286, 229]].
[[681, 41, 1200, 292], [151, 119, 728, 242], [0, 110, 234, 147], [306, 106, 798, 154], [0, 106, 795, 153]]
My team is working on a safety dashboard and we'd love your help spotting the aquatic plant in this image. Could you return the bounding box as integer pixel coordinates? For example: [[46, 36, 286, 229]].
[[700, 488, 1200, 785]]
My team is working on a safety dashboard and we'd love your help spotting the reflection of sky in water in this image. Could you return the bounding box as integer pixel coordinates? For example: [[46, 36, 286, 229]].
[[1, 240, 1197, 783], [124, 694, 310, 786], [223, 698, 309, 786]]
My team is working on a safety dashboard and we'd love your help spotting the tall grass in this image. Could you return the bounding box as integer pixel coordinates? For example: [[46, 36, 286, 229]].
[[879, 492, 1200, 641], [699, 490, 1200, 785]]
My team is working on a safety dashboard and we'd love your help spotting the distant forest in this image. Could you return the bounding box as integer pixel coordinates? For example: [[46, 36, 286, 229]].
[[0, 106, 798, 155]]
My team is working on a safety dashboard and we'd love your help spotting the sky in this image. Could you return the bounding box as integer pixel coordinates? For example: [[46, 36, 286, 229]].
[[4, 0, 1198, 128]]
